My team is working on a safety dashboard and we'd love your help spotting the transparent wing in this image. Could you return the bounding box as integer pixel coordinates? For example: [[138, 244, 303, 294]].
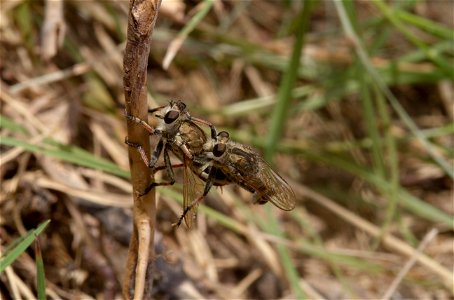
[[252, 157, 296, 211], [183, 157, 205, 228]]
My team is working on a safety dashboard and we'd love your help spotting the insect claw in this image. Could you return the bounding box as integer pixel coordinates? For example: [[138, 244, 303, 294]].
[[124, 137, 140, 148], [134, 190, 144, 198], [171, 219, 183, 228]]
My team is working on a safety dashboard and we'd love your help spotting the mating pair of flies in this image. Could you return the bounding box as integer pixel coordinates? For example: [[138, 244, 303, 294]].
[[125, 100, 296, 228]]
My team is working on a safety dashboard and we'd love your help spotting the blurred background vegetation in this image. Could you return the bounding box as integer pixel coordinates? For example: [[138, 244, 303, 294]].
[[0, 0, 453, 299]]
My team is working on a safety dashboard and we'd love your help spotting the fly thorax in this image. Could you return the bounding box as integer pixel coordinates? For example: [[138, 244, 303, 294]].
[[203, 140, 216, 152], [230, 147, 258, 174]]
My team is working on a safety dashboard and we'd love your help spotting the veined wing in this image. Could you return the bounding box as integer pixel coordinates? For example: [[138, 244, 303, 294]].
[[251, 157, 296, 211], [183, 157, 205, 228]]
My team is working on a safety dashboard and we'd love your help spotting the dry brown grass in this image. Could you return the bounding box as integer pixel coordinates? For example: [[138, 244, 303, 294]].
[[1, 1, 453, 299]]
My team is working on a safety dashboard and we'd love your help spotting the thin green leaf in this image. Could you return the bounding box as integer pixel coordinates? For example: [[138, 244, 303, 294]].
[[0, 114, 28, 133], [360, 76, 385, 177], [334, 1, 454, 179], [35, 238, 46, 300], [0, 136, 130, 178], [265, 1, 314, 162], [180, 0, 214, 38], [0, 220, 51, 273], [264, 206, 306, 299], [394, 9, 453, 40], [373, 83, 400, 246], [372, 0, 453, 77]]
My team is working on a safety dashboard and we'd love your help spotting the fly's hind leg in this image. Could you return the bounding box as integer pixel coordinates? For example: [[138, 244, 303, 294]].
[[154, 163, 183, 172]]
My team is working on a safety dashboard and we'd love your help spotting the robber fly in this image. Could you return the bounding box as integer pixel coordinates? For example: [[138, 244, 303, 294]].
[[126, 101, 295, 227], [125, 100, 227, 227], [174, 130, 296, 226], [205, 131, 295, 208]]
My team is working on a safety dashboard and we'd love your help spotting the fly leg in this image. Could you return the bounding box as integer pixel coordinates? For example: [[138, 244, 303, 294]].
[[190, 116, 217, 139], [140, 145, 176, 196], [174, 166, 217, 227], [174, 134, 193, 159], [125, 103, 167, 134], [125, 139, 176, 196], [125, 137, 163, 169], [154, 163, 183, 172], [124, 112, 157, 135], [148, 104, 167, 114]]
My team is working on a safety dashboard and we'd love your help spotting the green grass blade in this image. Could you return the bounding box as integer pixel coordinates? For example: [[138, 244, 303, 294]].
[[264, 206, 306, 299], [220, 86, 315, 117], [265, 0, 315, 161], [359, 77, 385, 177], [294, 213, 381, 273], [163, 0, 214, 68], [334, 1, 454, 179], [373, 84, 400, 246], [0, 220, 51, 273], [0, 136, 130, 178], [393, 7, 453, 41], [372, 0, 453, 77], [264, 2, 317, 297], [319, 153, 452, 228], [180, 0, 214, 38], [35, 238, 46, 300], [0, 114, 27, 133], [399, 40, 453, 63]]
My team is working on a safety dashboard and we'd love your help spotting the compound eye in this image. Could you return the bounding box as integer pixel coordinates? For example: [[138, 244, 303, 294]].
[[213, 143, 226, 157], [164, 110, 179, 124], [218, 131, 229, 138], [218, 131, 229, 139]]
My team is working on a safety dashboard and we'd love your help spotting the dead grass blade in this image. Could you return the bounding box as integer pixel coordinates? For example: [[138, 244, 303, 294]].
[[293, 182, 454, 290]]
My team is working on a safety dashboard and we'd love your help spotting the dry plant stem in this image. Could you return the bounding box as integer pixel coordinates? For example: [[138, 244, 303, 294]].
[[41, 0, 65, 60], [294, 183, 454, 290], [123, 0, 162, 299], [382, 228, 439, 300]]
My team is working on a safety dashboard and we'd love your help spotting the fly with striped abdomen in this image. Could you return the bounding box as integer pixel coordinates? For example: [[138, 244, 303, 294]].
[[204, 131, 296, 210], [175, 130, 296, 224], [125, 100, 227, 228], [190, 131, 295, 211], [125, 101, 296, 228]]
